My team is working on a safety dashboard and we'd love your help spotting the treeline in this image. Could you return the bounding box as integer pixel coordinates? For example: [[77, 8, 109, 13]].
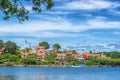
[[100, 51, 120, 59], [0, 39, 120, 66], [0, 53, 81, 66], [86, 58, 120, 67], [0, 40, 19, 54]]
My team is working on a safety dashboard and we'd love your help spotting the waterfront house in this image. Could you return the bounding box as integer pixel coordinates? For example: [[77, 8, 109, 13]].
[[91, 54, 107, 58], [57, 53, 66, 59], [50, 50, 58, 53], [35, 46, 49, 59], [35, 46, 45, 52], [20, 51, 29, 58], [82, 52, 92, 59], [36, 52, 46, 59], [29, 50, 36, 54], [72, 53, 84, 60], [0, 47, 5, 54], [82, 52, 108, 59], [67, 50, 73, 54]]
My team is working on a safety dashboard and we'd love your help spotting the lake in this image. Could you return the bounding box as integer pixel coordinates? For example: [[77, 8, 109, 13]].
[[0, 67, 120, 80]]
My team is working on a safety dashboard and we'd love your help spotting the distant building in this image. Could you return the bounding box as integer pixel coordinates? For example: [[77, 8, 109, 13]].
[[82, 52, 92, 59], [91, 54, 107, 58], [57, 53, 66, 59], [20, 51, 30, 58], [50, 50, 58, 53], [82, 52, 108, 59], [35, 46, 49, 59], [67, 50, 73, 54], [72, 53, 84, 60], [0, 47, 6, 54]]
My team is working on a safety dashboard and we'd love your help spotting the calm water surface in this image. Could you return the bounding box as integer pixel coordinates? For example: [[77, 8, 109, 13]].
[[0, 67, 120, 80]]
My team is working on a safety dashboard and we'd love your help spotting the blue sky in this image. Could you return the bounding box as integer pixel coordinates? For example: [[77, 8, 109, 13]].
[[0, 0, 120, 52]]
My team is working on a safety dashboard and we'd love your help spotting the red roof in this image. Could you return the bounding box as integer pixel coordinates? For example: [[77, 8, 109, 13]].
[[51, 50, 58, 53], [67, 50, 73, 54], [72, 53, 81, 57], [82, 52, 91, 56], [35, 46, 45, 49], [36, 52, 43, 57], [0, 47, 6, 52], [82, 52, 92, 59], [57, 53, 66, 57]]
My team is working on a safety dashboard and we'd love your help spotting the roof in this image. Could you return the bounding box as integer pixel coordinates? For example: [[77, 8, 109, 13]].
[[82, 52, 91, 56], [72, 53, 81, 57], [0, 47, 6, 52], [57, 53, 66, 57], [36, 52, 43, 57], [67, 50, 73, 54], [51, 50, 58, 53], [67, 50, 73, 52], [91, 54, 101, 57], [35, 46, 45, 49], [20, 51, 29, 56]]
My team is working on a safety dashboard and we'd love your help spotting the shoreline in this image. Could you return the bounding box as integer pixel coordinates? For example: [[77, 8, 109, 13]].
[[0, 64, 120, 68]]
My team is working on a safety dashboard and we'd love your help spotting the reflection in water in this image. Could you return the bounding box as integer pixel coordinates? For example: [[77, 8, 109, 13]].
[[0, 75, 76, 80], [0, 75, 17, 80], [0, 67, 120, 80]]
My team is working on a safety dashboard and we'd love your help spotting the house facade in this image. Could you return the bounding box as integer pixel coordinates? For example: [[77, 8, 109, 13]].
[[35, 46, 49, 59], [0, 47, 5, 54], [57, 53, 66, 59]]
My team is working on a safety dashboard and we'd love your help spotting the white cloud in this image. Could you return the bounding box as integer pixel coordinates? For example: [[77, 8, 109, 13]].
[[25, 6, 32, 11], [43, 11, 73, 15], [0, 15, 120, 37], [56, 0, 120, 10], [114, 32, 120, 35], [108, 10, 120, 15]]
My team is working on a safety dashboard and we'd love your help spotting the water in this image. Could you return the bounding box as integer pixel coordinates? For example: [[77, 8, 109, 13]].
[[0, 67, 120, 80]]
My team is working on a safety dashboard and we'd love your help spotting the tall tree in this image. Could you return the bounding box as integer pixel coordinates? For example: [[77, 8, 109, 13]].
[[53, 43, 61, 51], [0, 0, 54, 22], [0, 40, 4, 48], [5, 41, 18, 54], [39, 41, 49, 49]]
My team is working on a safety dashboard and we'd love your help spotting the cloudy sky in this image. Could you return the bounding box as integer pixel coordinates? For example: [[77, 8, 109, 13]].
[[0, 0, 120, 52]]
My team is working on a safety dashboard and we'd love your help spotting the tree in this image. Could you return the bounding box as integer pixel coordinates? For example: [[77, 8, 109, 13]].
[[39, 41, 49, 49], [5, 41, 18, 54], [53, 43, 61, 51], [0, 40, 4, 48], [23, 47, 31, 52], [21, 54, 36, 65], [0, 0, 54, 22]]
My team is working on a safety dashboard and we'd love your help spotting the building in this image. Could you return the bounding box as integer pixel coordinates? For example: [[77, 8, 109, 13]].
[[91, 54, 107, 58], [35, 46, 45, 52], [67, 50, 73, 54], [20, 51, 30, 58], [82, 52, 92, 59], [0, 47, 6, 54], [82, 52, 108, 59], [36, 52, 46, 59], [72, 53, 84, 60], [50, 50, 58, 53], [57, 53, 66, 59], [35, 46, 49, 59]]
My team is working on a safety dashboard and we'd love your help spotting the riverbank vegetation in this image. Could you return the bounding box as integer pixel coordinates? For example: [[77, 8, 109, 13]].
[[0, 39, 120, 67]]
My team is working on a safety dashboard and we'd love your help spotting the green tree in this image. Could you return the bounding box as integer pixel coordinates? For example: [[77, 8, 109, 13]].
[[53, 43, 61, 51], [0, 40, 4, 48], [46, 53, 57, 65], [39, 41, 49, 49], [21, 54, 36, 65], [5, 41, 18, 54], [0, 0, 54, 22], [23, 47, 31, 52]]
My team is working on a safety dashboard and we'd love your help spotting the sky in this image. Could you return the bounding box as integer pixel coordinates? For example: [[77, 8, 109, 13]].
[[0, 0, 120, 53]]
